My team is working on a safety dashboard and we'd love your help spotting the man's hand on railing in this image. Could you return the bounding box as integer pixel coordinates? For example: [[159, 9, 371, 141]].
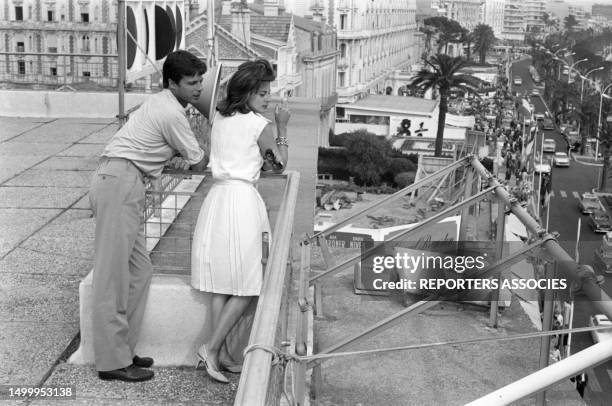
[[167, 156, 191, 171]]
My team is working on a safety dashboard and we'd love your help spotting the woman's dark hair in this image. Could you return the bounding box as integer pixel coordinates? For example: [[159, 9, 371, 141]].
[[162, 50, 207, 88], [217, 59, 276, 116]]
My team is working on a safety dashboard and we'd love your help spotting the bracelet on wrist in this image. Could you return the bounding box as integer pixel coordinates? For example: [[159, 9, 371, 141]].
[[276, 136, 289, 147]]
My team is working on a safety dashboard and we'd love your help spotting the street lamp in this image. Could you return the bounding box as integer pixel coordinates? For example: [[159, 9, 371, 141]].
[[555, 52, 575, 80], [596, 83, 612, 160], [567, 58, 588, 83], [580, 67, 604, 103]]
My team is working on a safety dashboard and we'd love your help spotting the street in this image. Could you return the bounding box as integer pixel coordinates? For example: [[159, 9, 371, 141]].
[[512, 57, 612, 404]]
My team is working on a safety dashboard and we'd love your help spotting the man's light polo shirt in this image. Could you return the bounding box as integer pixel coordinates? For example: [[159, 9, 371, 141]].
[[102, 89, 205, 179]]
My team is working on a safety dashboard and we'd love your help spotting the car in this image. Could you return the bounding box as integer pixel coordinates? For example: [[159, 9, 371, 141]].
[[513, 76, 522, 86], [589, 209, 612, 233], [534, 162, 552, 174], [589, 314, 612, 343], [542, 139, 556, 153], [579, 192, 604, 214], [543, 118, 555, 130], [531, 88, 540, 96], [535, 113, 545, 122], [562, 67, 569, 75], [593, 232, 612, 274], [553, 152, 570, 167]]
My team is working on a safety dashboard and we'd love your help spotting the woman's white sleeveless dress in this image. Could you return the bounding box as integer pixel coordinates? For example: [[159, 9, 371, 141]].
[[191, 111, 271, 296]]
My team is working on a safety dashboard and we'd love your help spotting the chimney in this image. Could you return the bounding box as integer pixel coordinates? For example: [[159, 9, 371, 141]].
[[221, 0, 232, 16], [231, 2, 251, 44], [264, 0, 279, 17]]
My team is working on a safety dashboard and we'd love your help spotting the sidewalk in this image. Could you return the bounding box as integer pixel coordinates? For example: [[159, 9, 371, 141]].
[[0, 98, 320, 404]]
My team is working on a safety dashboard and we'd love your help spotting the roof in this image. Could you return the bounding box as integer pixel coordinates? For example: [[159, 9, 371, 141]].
[[347, 95, 439, 115], [217, 11, 292, 43]]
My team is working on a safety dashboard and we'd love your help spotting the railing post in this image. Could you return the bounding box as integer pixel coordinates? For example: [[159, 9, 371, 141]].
[[294, 240, 311, 405], [536, 262, 555, 406], [489, 198, 506, 328]]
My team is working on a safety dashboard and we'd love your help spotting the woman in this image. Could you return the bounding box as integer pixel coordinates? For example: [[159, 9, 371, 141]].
[[191, 59, 290, 383]]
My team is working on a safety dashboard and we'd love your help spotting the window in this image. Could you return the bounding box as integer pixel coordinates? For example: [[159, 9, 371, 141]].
[[83, 71, 91, 77], [50, 67, 57, 76], [81, 13, 89, 23], [16, 42, 25, 52], [340, 43, 346, 58], [338, 72, 345, 87], [340, 14, 347, 30], [61, 14, 65, 21], [15, 6, 23, 20], [48, 47, 57, 53], [48, 10, 54, 21], [82, 35, 90, 51], [18, 61, 25, 74]]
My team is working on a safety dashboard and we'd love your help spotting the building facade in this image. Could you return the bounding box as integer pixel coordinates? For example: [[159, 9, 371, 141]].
[[593, 3, 612, 21], [440, 0, 484, 31], [524, 0, 545, 33], [501, 0, 525, 42], [0, 0, 119, 89], [333, 0, 418, 104], [483, 0, 504, 37]]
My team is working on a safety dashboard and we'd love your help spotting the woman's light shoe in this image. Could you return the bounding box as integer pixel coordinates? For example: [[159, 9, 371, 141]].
[[196, 345, 229, 384], [219, 360, 242, 374]]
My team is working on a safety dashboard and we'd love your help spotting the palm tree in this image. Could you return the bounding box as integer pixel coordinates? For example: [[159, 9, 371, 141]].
[[409, 55, 481, 157], [472, 24, 496, 64], [461, 28, 473, 61], [564, 15, 578, 32], [598, 121, 612, 192]]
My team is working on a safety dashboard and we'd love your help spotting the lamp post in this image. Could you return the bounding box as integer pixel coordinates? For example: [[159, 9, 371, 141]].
[[580, 67, 604, 103], [578, 67, 604, 154], [556, 52, 575, 80], [596, 83, 612, 160], [567, 58, 588, 84]]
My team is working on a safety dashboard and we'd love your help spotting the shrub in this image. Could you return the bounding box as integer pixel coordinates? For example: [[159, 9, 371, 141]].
[[317, 147, 351, 180], [394, 171, 417, 188]]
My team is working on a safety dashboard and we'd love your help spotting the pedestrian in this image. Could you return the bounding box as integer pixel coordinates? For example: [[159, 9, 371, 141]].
[[89, 50, 209, 382], [191, 59, 290, 384]]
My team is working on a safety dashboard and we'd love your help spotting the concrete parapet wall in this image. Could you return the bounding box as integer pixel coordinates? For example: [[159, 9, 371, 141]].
[[69, 271, 212, 367], [0, 90, 147, 118]]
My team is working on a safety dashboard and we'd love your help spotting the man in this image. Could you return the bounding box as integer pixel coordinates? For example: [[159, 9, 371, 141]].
[[89, 50, 208, 382]]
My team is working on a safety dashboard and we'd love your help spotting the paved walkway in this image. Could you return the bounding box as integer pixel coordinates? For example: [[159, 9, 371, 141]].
[[0, 98, 320, 404]]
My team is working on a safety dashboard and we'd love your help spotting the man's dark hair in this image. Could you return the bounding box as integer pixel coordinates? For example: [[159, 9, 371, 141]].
[[162, 50, 207, 88], [217, 59, 276, 116]]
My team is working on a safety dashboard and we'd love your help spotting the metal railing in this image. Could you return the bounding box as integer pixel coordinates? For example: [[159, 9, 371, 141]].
[[286, 154, 612, 405], [235, 171, 301, 405]]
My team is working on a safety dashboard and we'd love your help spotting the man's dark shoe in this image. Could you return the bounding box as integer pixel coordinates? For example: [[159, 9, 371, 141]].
[[98, 365, 154, 382], [133, 355, 154, 368]]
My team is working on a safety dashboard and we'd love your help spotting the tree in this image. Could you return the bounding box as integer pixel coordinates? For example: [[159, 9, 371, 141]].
[[409, 55, 481, 156], [472, 24, 496, 64], [461, 28, 473, 61], [342, 130, 392, 186], [598, 121, 612, 192], [423, 16, 464, 55], [564, 15, 578, 32]]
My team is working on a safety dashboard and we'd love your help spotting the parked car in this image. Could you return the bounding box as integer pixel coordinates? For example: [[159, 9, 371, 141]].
[[589, 314, 612, 343], [593, 232, 612, 275], [513, 76, 522, 86], [542, 139, 556, 152], [553, 152, 570, 167], [589, 209, 612, 233], [543, 118, 555, 130], [562, 67, 569, 75], [531, 88, 540, 96], [535, 162, 552, 174], [535, 113, 545, 122], [579, 192, 604, 214]]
